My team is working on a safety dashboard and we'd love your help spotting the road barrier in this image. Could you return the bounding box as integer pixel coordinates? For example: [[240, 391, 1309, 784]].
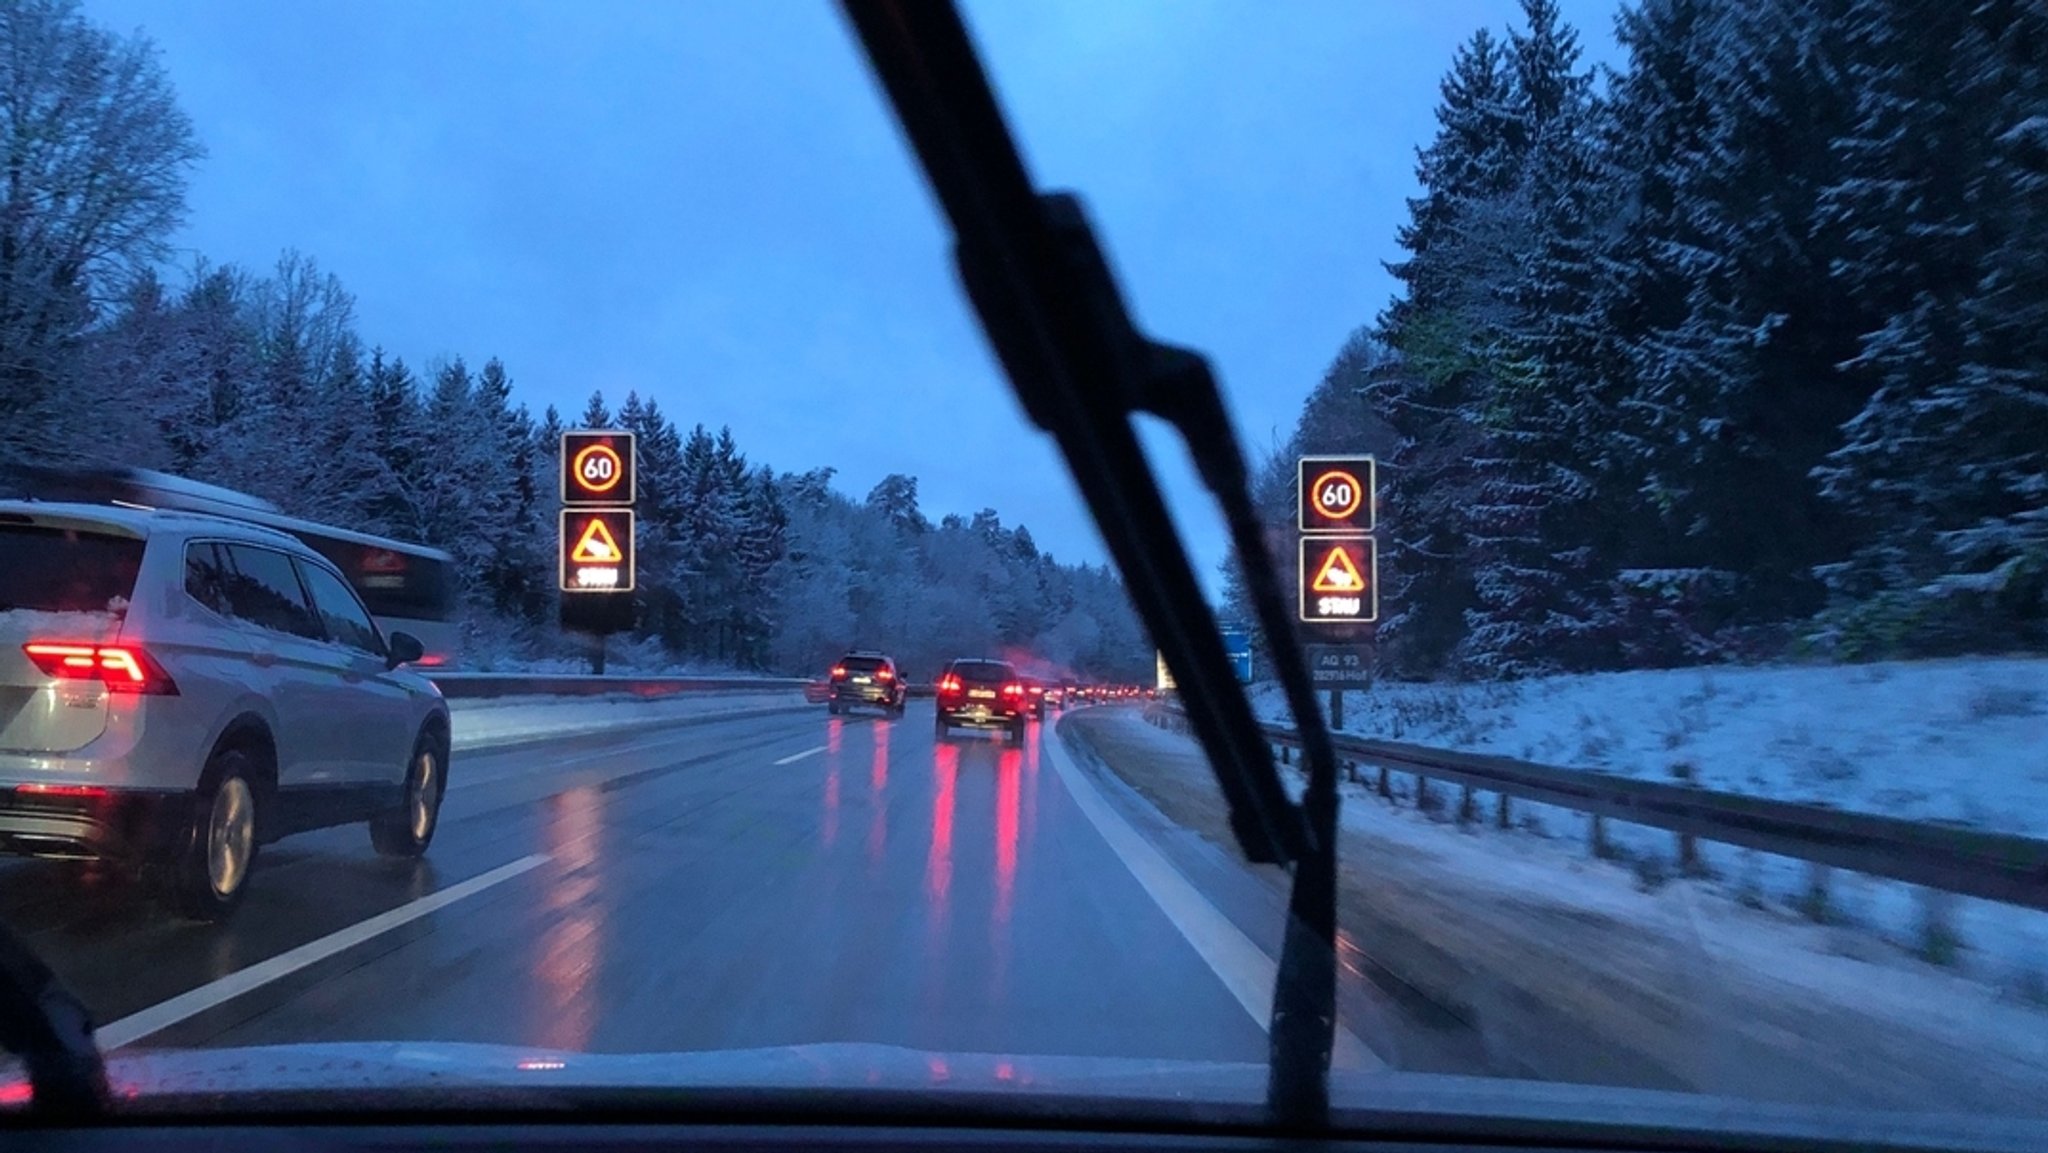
[[429, 673, 938, 702], [428, 673, 813, 700], [1145, 703, 2048, 915]]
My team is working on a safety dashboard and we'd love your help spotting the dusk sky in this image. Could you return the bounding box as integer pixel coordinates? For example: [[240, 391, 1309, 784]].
[[83, 0, 1620, 597]]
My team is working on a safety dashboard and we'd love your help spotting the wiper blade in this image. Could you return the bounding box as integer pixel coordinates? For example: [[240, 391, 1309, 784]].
[[0, 919, 108, 1118], [841, 0, 1345, 1127]]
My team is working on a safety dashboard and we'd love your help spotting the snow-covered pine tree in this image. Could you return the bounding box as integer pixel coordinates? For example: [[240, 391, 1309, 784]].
[[1812, 0, 2048, 652]]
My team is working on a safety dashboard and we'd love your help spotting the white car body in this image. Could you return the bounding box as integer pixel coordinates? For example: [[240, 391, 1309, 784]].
[[0, 501, 450, 911]]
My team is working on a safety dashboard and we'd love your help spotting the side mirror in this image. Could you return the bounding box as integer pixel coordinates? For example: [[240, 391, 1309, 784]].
[[386, 631, 425, 669]]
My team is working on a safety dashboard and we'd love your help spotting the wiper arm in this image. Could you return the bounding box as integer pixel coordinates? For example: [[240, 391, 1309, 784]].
[[0, 919, 108, 1118], [841, 0, 1345, 1126]]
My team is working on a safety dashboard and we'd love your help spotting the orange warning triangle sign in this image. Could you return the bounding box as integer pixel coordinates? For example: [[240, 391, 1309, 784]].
[[1310, 545, 1365, 593], [570, 517, 623, 563]]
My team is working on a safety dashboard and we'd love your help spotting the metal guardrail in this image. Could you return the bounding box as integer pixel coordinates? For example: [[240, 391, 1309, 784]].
[[427, 673, 812, 700], [428, 672, 939, 703], [1148, 704, 2048, 913]]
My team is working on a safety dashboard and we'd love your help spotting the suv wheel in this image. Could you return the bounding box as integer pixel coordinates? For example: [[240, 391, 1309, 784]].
[[372, 729, 446, 858], [933, 714, 948, 739], [1008, 717, 1027, 742], [827, 700, 842, 715], [164, 748, 260, 921]]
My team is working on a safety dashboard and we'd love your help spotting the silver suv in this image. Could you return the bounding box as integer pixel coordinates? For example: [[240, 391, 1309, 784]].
[[0, 501, 452, 920]]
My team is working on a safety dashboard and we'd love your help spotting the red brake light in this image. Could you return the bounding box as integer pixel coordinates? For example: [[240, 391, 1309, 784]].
[[876, 668, 894, 681], [830, 665, 847, 679], [1001, 682, 1025, 698], [22, 643, 177, 695], [15, 783, 108, 799], [937, 674, 962, 694]]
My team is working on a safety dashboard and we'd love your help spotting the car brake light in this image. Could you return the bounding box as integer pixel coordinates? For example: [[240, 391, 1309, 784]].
[[22, 643, 178, 695], [876, 668, 893, 681], [830, 665, 847, 679], [14, 783, 109, 799], [937, 674, 962, 694], [1001, 682, 1024, 698]]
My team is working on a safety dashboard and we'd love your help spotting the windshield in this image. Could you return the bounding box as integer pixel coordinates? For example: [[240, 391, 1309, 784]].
[[0, 0, 2044, 1140]]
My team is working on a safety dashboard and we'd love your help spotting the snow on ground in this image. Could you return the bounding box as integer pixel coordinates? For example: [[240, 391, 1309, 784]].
[[1245, 657, 2048, 993], [1253, 657, 2048, 832]]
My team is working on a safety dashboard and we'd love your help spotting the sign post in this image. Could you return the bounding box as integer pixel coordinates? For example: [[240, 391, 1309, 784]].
[[560, 431, 638, 655], [1297, 454, 1378, 725]]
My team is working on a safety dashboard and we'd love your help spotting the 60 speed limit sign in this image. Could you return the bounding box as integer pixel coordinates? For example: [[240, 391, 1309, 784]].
[[1297, 454, 1375, 533], [561, 430, 637, 506]]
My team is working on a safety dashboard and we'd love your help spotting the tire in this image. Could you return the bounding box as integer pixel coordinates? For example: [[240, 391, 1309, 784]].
[[162, 748, 261, 922], [893, 702, 907, 719], [934, 714, 949, 739], [827, 700, 842, 715], [370, 728, 446, 858], [1008, 718, 1027, 742]]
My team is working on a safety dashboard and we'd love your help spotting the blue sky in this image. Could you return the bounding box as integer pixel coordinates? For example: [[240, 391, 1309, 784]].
[[83, 0, 1621, 595]]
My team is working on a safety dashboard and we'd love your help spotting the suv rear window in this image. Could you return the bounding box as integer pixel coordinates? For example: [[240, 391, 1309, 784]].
[[0, 524, 144, 614], [840, 656, 888, 673], [952, 661, 1015, 684]]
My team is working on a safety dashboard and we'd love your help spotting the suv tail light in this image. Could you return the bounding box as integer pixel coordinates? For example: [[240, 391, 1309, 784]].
[[1001, 682, 1025, 699], [830, 665, 847, 680], [937, 674, 963, 695], [875, 668, 894, 681], [23, 642, 179, 695]]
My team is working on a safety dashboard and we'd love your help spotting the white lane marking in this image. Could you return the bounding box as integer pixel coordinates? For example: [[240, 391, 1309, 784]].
[[95, 853, 551, 1051], [772, 744, 828, 765], [1041, 727, 1384, 1071]]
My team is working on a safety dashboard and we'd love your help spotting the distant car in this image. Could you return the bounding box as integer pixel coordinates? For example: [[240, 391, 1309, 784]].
[[0, 501, 451, 921], [827, 651, 906, 717], [1022, 678, 1048, 720], [933, 658, 1028, 741]]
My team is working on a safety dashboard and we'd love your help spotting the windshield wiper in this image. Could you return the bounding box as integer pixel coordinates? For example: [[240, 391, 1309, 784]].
[[0, 919, 108, 1118], [840, 0, 1346, 1127]]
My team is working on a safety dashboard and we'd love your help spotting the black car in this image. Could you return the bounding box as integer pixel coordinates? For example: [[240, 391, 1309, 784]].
[[933, 658, 1028, 740], [827, 651, 906, 717]]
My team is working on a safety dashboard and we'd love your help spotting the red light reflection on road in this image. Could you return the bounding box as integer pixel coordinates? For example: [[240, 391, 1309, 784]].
[[867, 721, 890, 864], [995, 746, 1021, 925], [536, 786, 602, 1051], [871, 723, 890, 794], [1022, 730, 1040, 850], [822, 758, 840, 849], [825, 716, 844, 755], [926, 742, 958, 906]]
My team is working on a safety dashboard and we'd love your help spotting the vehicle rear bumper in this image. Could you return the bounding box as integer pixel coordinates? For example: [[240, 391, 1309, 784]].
[[0, 787, 188, 863], [831, 685, 900, 706], [936, 703, 1023, 727]]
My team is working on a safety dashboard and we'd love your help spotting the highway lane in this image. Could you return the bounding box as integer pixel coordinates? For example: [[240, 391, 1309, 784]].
[[1, 703, 1289, 1066]]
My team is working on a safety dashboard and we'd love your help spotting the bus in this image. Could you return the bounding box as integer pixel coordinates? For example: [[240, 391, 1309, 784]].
[[2, 466, 463, 667]]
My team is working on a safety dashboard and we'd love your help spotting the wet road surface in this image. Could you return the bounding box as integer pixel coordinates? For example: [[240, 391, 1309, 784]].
[[2, 705, 1315, 1064]]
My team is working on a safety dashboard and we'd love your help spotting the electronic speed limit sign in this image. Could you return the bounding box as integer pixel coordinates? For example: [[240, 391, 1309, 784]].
[[1298, 455, 1375, 533], [561, 430, 636, 506]]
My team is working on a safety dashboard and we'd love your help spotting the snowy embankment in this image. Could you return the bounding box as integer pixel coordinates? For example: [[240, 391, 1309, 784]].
[[1249, 657, 2048, 988]]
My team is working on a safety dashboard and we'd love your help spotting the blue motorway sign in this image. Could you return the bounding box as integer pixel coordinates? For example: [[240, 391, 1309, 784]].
[[1220, 629, 1253, 684]]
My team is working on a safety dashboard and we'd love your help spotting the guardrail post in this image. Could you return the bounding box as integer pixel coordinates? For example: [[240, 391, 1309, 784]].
[[1589, 814, 1613, 858], [1915, 888, 1962, 965], [1376, 765, 1391, 800], [1800, 862, 1833, 923], [1414, 775, 1433, 812], [1279, 744, 1290, 766], [1457, 784, 1476, 826], [1495, 792, 1511, 830], [1677, 832, 1703, 876]]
